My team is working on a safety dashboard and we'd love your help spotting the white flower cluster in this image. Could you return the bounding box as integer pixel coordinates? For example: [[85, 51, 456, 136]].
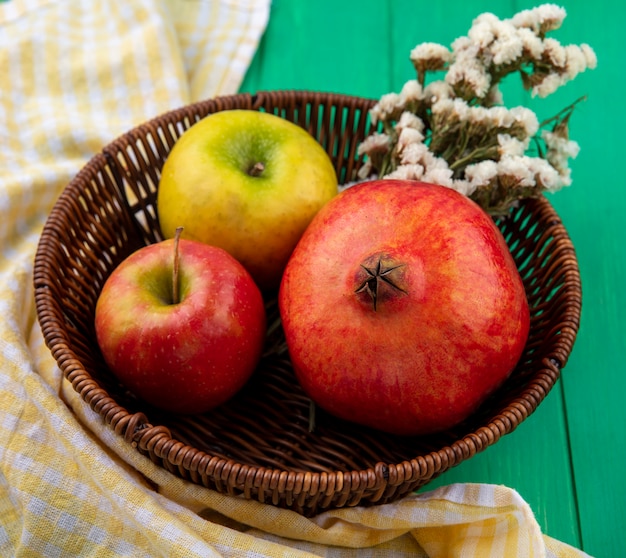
[[368, 80, 424, 125], [438, 4, 596, 100], [357, 3, 596, 215]]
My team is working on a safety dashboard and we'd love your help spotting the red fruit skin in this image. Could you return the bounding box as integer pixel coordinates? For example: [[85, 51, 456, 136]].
[[95, 239, 266, 414], [278, 180, 530, 436]]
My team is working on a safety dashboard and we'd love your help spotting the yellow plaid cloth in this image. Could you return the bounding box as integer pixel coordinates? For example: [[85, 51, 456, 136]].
[[0, 1, 592, 556]]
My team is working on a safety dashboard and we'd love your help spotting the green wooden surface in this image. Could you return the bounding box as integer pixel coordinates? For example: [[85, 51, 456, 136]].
[[241, 1, 625, 556]]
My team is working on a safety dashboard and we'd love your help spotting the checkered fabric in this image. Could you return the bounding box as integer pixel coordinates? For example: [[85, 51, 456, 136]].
[[0, 1, 592, 556]]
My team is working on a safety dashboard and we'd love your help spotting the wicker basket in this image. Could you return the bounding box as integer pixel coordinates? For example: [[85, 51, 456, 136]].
[[33, 90, 582, 516]]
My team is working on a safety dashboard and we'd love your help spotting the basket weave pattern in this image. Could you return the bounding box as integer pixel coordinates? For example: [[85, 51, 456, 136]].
[[34, 91, 581, 516]]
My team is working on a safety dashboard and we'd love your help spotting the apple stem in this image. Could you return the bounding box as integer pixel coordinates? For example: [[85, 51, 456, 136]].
[[172, 227, 183, 305], [248, 161, 265, 177]]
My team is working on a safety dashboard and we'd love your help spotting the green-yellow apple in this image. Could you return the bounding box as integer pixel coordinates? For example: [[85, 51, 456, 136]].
[[279, 179, 530, 436], [94, 233, 266, 414], [157, 109, 338, 290]]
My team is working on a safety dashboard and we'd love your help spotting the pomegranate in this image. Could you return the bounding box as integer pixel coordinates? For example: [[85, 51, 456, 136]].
[[278, 179, 530, 436]]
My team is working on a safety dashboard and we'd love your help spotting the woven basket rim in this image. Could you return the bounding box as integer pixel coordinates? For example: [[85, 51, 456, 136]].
[[33, 90, 582, 513]]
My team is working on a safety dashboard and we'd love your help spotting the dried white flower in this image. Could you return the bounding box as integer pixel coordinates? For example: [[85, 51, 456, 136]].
[[465, 159, 498, 187], [497, 155, 537, 187], [509, 106, 539, 136], [357, 132, 390, 157], [490, 21, 524, 65], [396, 111, 425, 132], [423, 165, 454, 187], [511, 3, 566, 33], [410, 42, 452, 71], [398, 127, 425, 149], [453, 98, 473, 121], [451, 179, 475, 197], [432, 97, 471, 122], [424, 80, 454, 104], [369, 92, 402, 124], [400, 79, 424, 103], [451, 35, 472, 53], [446, 54, 492, 98], [385, 164, 425, 181], [580, 43, 598, 69], [543, 37, 567, 67], [542, 129, 580, 172], [468, 13, 498, 49], [564, 44, 591, 79], [425, 152, 451, 170], [466, 105, 490, 125], [487, 106, 515, 128], [532, 72, 564, 97], [557, 167, 572, 188], [498, 133, 527, 156], [356, 160, 373, 180], [542, 130, 580, 158], [528, 156, 563, 191], [517, 27, 544, 58], [399, 142, 430, 165]]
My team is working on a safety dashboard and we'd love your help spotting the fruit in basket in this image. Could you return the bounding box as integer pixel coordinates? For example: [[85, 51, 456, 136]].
[[94, 231, 266, 414], [279, 179, 530, 436], [157, 109, 338, 291]]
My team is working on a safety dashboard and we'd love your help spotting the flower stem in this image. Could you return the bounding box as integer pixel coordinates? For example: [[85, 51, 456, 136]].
[[449, 145, 498, 172], [539, 96, 587, 129]]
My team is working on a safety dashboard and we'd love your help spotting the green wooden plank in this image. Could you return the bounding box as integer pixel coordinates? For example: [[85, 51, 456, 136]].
[[542, 1, 626, 556], [240, 0, 393, 99]]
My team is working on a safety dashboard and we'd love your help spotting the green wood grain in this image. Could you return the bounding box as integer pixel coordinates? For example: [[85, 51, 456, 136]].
[[544, 1, 626, 556], [240, 1, 625, 555], [240, 0, 393, 97]]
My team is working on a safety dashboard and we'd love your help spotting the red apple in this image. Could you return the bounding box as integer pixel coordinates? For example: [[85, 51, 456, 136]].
[[279, 179, 530, 436], [94, 233, 266, 414]]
